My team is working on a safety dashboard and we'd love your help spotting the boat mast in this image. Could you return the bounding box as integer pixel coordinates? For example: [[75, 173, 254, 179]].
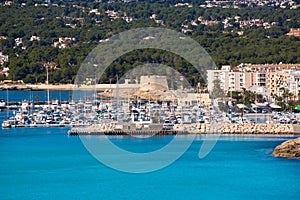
[[116, 74, 119, 121], [6, 88, 9, 119], [116, 75, 119, 108], [46, 64, 50, 109]]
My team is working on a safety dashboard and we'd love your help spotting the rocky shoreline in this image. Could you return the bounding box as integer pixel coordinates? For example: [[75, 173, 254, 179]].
[[273, 137, 300, 158]]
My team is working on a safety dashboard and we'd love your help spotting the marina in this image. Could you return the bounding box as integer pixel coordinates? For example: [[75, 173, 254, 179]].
[[1, 93, 299, 135], [1, 76, 300, 134]]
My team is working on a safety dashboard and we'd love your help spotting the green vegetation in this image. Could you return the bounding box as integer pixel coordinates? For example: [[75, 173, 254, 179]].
[[0, 0, 299, 85], [226, 89, 298, 112], [227, 90, 262, 107], [210, 79, 225, 100]]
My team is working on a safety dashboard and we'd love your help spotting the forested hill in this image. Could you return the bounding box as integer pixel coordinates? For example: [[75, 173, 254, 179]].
[[0, 0, 299, 85]]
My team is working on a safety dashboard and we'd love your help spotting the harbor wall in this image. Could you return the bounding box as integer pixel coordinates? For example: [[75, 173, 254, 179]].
[[68, 123, 298, 136], [174, 123, 296, 135]]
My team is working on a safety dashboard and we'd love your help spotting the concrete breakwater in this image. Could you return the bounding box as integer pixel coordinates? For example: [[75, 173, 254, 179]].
[[68, 123, 297, 136], [174, 123, 295, 135], [68, 124, 188, 136]]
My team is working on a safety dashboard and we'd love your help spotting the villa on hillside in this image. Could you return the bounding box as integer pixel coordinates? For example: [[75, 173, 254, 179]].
[[286, 28, 300, 37]]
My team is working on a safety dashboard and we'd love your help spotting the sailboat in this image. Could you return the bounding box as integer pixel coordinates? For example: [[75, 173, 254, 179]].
[[46, 64, 50, 109], [0, 99, 6, 110], [2, 89, 15, 128]]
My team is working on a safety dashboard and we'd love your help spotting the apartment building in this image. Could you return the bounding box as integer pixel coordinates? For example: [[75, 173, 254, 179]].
[[207, 63, 300, 100], [207, 65, 252, 93], [207, 65, 230, 92]]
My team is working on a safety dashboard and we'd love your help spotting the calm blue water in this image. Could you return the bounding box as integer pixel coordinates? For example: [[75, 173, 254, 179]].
[[0, 90, 96, 102], [0, 127, 299, 200], [0, 91, 300, 199]]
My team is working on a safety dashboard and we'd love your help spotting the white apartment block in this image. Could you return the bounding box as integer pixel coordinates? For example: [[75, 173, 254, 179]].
[[207, 65, 230, 92], [207, 65, 251, 93], [277, 70, 300, 99], [207, 63, 300, 100]]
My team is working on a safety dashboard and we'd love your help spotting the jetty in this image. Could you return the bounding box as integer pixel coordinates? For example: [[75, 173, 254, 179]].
[[68, 129, 189, 136], [68, 123, 188, 136], [67, 123, 299, 136]]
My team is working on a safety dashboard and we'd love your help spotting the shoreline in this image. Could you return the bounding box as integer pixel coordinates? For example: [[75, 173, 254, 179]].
[[1, 125, 298, 137], [68, 131, 298, 137], [0, 84, 77, 91], [0, 83, 140, 91]]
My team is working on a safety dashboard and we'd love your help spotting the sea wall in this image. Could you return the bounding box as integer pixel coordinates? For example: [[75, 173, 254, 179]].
[[69, 123, 296, 136], [173, 123, 295, 135]]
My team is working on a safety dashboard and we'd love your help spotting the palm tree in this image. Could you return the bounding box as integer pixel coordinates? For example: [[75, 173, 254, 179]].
[[211, 79, 225, 100], [288, 92, 294, 102], [278, 88, 289, 111]]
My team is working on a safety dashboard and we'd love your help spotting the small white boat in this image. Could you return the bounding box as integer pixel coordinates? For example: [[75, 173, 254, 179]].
[[2, 119, 16, 128], [2, 120, 11, 128], [30, 122, 37, 127], [0, 99, 6, 109]]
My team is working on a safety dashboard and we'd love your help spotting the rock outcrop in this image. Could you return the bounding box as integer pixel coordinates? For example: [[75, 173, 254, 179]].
[[273, 137, 300, 158]]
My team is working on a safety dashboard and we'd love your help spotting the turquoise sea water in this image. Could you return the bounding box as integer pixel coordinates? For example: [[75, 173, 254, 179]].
[[0, 126, 300, 200], [0, 90, 95, 102], [0, 90, 300, 199]]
